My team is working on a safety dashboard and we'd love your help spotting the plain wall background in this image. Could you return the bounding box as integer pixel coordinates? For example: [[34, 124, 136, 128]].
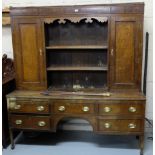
[[2, 0, 153, 120]]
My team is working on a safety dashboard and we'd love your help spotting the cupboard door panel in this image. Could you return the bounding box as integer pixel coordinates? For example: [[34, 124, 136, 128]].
[[12, 18, 46, 90], [20, 24, 40, 82], [115, 22, 135, 83], [110, 16, 143, 90]]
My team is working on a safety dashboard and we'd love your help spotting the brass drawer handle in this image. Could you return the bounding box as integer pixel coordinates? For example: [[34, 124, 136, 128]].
[[15, 120, 22, 125], [37, 106, 45, 111], [58, 106, 65, 112], [128, 123, 136, 129], [38, 121, 46, 127], [104, 123, 111, 129], [82, 106, 90, 112], [14, 104, 21, 110], [104, 107, 111, 113], [129, 107, 136, 113]]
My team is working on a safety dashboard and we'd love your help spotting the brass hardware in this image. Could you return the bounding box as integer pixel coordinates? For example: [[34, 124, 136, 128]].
[[101, 92, 111, 97], [58, 106, 65, 112], [128, 123, 136, 129], [39, 49, 42, 56], [38, 121, 46, 127], [14, 104, 21, 110], [8, 102, 16, 110], [104, 107, 111, 113], [104, 123, 111, 128], [82, 106, 90, 112], [15, 120, 22, 125], [129, 107, 136, 113], [73, 84, 83, 90], [7, 98, 16, 110], [74, 9, 79, 12], [37, 106, 45, 111], [111, 49, 114, 56]]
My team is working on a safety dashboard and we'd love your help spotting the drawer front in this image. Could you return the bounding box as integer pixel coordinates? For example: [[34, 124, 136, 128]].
[[8, 99, 49, 114], [99, 102, 144, 115], [53, 102, 95, 114], [98, 119, 142, 132], [10, 115, 50, 130]]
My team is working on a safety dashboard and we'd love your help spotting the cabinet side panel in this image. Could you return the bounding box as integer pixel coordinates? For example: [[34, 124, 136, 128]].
[[115, 22, 135, 84], [20, 24, 40, 82]]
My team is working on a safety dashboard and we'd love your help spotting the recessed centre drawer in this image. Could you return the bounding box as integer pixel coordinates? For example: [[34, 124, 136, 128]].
[[98, 119, 142, 132], [10, 115, 50, 130], [53, 101, 95, 114], [99, 102, 144, 115], [8, 99, 50, 114]]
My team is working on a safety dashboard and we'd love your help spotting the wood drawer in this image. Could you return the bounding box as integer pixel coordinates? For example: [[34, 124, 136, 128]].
[[99, 102, 144, 115], [98, 119, 142, 132], [8, 99, 49, 114], [53, 102, 95, 114], [10, 115, 50, 130]]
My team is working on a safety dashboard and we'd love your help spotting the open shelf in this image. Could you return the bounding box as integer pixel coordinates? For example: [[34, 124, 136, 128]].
[[42, 87, 109, 96], [45, 19, 108, 48], [46, 66, 108, 71], [46, 45, 108, 50], [46, 50, 108, 68], [45, 17, 108, 90], [47, 71, 107, 89]]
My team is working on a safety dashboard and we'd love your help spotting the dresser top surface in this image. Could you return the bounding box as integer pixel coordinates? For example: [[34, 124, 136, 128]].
[[7, 90, 146, 101]]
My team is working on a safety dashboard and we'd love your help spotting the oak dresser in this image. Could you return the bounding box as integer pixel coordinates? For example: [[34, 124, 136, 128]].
[[7, 3, 145, 155]]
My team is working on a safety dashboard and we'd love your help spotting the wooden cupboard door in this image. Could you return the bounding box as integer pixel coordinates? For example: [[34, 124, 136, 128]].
[[110, 16, 143, 90], [12, 18, 46, 90]]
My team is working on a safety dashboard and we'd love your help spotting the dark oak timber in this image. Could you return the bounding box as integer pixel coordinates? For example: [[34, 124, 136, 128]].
[[7, 3, 145, 155]]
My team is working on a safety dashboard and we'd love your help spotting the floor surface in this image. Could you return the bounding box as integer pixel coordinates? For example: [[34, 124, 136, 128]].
[[2, 131, 153, 155]]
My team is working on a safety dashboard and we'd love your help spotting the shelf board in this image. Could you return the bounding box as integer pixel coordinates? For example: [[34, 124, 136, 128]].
[[46, 66, 108, 71], [46, 45, 108, 50]]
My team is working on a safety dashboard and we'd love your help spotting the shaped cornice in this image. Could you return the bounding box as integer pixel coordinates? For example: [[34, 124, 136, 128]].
[[44, 17, 108, 24]]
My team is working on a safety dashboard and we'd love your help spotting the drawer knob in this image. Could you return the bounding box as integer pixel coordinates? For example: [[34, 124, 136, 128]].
[[129, 107, 136, 112], [14, 104, 21, 110], [38, 121, 46, 127], [104, 107, 111, 113], [128, 123, 136, 129], [58, 106, 65, 112], [104, 123, 111, 128], [37, 106, 45, 111], [15, 120, 22, 125], [82, 106, 89, 112]]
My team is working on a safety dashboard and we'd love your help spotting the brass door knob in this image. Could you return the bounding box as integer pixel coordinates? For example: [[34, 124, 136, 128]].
[[14, 104, 21, 110], [58, 106, 65, 112], [104, 107, 111, 113], [37, 106, 45, 111], [128, 123, 136, 129], [104, 123, 111, 128], [15, 120, 22, 125], [129, 107, 136, 112], [82, 106, 89, 112], [38, 121, 46, 127]]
